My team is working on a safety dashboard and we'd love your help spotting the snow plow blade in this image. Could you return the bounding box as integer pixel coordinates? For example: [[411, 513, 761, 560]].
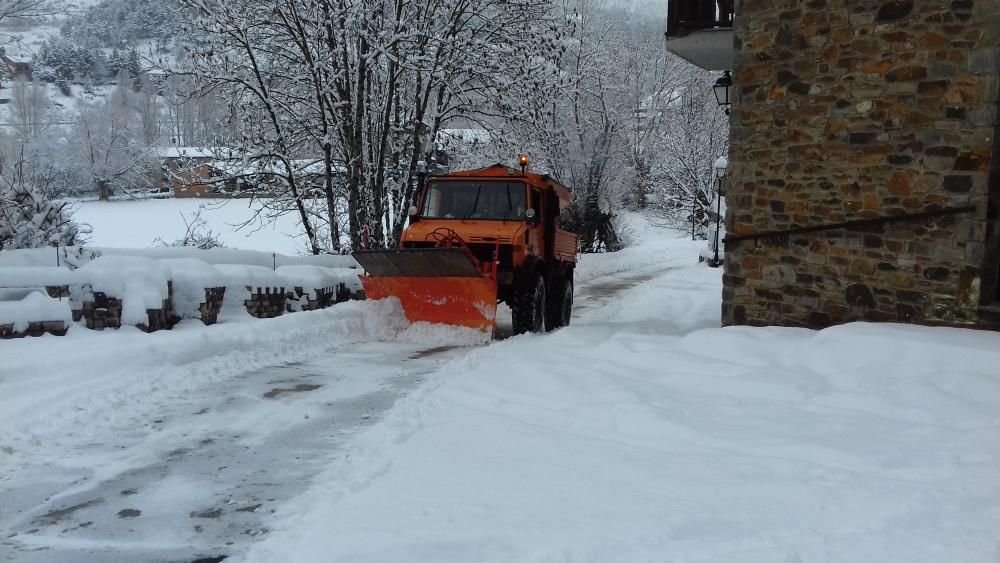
[[354, 248, 498, 332]]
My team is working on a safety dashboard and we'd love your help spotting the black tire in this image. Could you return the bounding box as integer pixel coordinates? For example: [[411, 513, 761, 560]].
[[546, 275, 574, 331], [511, 274, 546, 335], [560, 277, 573, 327]]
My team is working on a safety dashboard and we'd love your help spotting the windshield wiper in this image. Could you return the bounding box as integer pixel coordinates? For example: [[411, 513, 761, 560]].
[[502, 183, 513, 223], [463, 183, 483, 220]]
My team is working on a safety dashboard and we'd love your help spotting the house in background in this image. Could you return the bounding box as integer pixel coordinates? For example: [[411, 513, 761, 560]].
[[219, 159, 339, 198], [0, 55, 31, 87], [156, 147, 233, 198], [666, 0, 1000, 329], [155, 147, 343, 199], [139, 67, 168, 93]]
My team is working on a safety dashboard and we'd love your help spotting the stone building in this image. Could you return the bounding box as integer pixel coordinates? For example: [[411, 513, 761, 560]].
[[666, 0, 1000, 329]]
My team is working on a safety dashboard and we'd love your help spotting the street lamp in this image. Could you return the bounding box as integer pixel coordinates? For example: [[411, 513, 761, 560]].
[[713, 70, 732, 116], [709, 156, 727, 268]]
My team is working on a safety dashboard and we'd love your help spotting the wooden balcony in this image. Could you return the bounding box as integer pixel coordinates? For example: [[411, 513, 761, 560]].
[[665, 0, 734, 71]]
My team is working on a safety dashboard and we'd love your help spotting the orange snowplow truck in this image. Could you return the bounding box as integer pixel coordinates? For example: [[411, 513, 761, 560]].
[[353, 160, 578, 335]]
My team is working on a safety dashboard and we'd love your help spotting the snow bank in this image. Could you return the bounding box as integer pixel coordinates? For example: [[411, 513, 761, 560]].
[[394, 320, 492, 347], [0, 290, 73, 331], [275, 265, 339, 290], [96, 246, 358, 269], [0, 248, 53, 267], [76, 256, 172, 325], [0, 299, 410, 473], [215, 264, 285, 289], [0, 248, 360, 326], [0, 246, 99, 268], [157, 258, 228, 289], [0, 266, 77, 287], [0, 245, 359, 270]]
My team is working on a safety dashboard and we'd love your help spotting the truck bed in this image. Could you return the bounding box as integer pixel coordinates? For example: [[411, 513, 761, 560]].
[[554, 229, 578, 263]]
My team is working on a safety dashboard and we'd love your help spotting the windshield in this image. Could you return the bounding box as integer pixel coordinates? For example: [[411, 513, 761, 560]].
[[421, 181, 527, 221]]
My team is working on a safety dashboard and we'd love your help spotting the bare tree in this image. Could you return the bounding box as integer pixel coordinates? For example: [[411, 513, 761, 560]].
[[0, 0, 57, 22], [514, 0, 686, 252], [9, 80, 48, 140], [175, 0, 324, 253], [135, 74, 163, 145], [160, 75, 227, 147], [647, 71, 729, 238], [72, 97, 156, 200], [178, 0, 567, 253]]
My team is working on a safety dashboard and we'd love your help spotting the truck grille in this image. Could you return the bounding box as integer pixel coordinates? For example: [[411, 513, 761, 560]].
[[403, 242, 513, 270]]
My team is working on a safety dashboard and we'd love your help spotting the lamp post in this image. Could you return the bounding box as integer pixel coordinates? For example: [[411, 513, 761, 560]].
[[691, 189, 697, 241], [713, 70, 732, 116], [709, 156, 727, 268]]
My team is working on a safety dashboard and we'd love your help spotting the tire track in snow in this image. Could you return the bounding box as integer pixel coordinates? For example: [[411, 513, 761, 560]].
[[572, 264, 678, 320], [0, 342, 466, 563]]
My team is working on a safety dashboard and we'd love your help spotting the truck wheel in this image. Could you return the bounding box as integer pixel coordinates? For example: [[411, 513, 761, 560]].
[[511, 275, 546, 335], [546, 276, 574, 331]]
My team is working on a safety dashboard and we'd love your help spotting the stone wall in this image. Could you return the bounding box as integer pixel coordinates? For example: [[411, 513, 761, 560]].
[[81, 292, 124, 330], [286, 286, 337, 313], [198, 287, 226, 325], [723, 0, 1000, 328], [244, 287, 287, 319], [0, 320, 68, 339]]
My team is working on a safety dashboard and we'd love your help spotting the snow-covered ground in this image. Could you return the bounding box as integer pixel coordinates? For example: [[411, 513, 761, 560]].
[[72, 198, 310, 254], [3, 215, 1000, 562], [239, 252, 1000, 563]]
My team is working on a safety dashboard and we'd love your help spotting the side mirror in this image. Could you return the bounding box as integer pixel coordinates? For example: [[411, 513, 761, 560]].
[[525, 208, 537, 221], [408, 205, 418, 216]]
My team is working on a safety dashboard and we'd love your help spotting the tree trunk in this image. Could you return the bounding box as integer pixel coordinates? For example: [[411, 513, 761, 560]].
[[323, 144, 341, 252]]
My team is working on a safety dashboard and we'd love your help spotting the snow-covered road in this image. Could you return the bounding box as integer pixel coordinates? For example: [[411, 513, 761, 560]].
[[1, 341, 462, 562], [1, 244, 687, 562]]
